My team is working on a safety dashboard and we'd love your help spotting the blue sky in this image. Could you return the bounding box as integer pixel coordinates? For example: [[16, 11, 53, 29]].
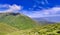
[[0, 0, 60, 18]]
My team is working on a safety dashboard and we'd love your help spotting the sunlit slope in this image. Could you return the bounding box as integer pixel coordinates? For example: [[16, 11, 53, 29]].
[[0, 13, 38, 29], [0, 23, 19, 35], [8, 23, 60, 35]]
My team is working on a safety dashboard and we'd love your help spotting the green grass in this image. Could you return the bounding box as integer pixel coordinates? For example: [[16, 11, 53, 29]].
[[0, 23, 19, 35], [8, 23, 60, 35], [0, 13, 39, 35], [0, 14, 38, 30]]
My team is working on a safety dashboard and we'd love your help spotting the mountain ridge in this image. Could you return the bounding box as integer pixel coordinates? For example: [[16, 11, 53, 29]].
[[0, 12, 39, 30]]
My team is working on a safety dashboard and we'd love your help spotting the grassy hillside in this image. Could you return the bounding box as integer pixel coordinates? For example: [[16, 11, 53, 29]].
[[0, 23, 19, 35], [8, 23, 60, 35], [0, 13, 39, 35], [0, 13, 39, 30], [0, 22, 60, 35]]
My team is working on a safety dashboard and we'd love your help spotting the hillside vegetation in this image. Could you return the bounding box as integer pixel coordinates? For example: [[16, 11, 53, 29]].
[[0, 23, 19, 35], [0, 13, 38, 30], [8, 23, 60, 35]]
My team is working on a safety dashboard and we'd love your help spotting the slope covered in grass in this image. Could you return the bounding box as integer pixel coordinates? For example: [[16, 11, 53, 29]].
[[0, 13, 39, 30], [0, 23, 19, 35], [8, 23, 60, 35]]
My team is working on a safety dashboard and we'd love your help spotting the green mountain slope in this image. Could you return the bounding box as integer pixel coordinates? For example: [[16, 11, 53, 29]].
[[0, 23, 19, 35], [0, 13, 39, 30]]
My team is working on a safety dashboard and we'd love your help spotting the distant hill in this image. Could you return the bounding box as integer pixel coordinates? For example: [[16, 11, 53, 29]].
[[0, 13, 39, 30], [33, 18, 55, 25], [33, 16, 60, 23], [43, 16, 60, 22]]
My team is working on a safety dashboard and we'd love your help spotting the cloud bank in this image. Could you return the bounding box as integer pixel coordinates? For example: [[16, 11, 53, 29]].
[[0, 4, 22, 13], [0, 4, 60, 18], [23, 6, 60, 18]]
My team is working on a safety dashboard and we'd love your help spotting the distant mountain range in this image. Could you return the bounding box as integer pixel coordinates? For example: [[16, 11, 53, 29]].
[[33, 16, 60, 22], [32, 16, 60, 24], [43, 16, 60, 22]]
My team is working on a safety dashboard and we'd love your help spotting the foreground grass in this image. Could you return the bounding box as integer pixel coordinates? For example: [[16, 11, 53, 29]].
[[7, 23, 60, 35], [0, 23, 19, 35]]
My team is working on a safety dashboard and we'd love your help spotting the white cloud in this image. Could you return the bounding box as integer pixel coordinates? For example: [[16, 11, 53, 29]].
[[25, 6, 60, 18], [0, 4, 22, 13], [0, 4, 60, 18]]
